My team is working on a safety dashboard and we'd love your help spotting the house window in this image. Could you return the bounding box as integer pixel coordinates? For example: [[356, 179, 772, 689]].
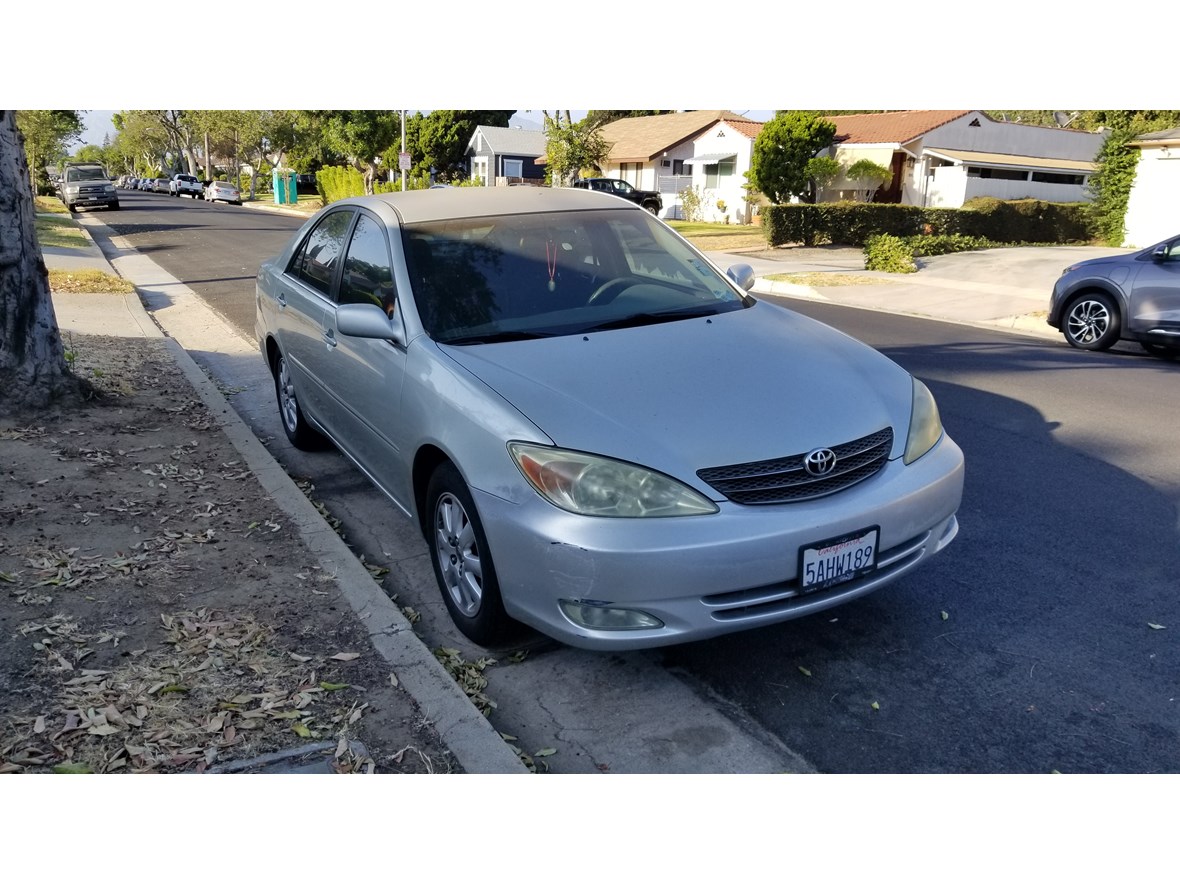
[[966, 166, 1028, 181], [672, 159, 685, 175], [503, 158, 523, 178], [705, 160, 735, 189], [620, 162, 640, 185], [1030, 171, 1084, 185]]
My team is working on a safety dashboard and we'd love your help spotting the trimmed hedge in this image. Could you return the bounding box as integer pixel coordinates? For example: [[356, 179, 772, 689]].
[[765, 199, 1094, 247]]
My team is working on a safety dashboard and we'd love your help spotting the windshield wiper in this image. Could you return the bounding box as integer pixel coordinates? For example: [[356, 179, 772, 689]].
[[576, 306, 721, 334], [442, 330, 556, 345]]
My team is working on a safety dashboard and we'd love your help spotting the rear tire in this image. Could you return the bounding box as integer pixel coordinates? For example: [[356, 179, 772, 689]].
[[273, 351, 326, 450], [1063, 292, 1120, 351]]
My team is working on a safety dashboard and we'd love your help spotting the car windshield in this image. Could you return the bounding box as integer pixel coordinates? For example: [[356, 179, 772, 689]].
[[68, 167, 107, 181], [402, 208, 748, 344]]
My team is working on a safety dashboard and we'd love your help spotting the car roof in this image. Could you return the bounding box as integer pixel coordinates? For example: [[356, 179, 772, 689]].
[[335, 186, 637, 224]]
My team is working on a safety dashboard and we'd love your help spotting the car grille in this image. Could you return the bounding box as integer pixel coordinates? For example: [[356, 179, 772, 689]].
[[79, 185, 106, 196], [696, 428, 893, 505]]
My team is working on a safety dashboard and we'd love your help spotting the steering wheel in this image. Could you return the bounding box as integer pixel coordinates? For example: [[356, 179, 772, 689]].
[[587, 277, 636, 305]]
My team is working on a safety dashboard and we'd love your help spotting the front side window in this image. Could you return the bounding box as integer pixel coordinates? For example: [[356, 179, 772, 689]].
[[340, 214, 397, 313], [290, 210, 354, 296]]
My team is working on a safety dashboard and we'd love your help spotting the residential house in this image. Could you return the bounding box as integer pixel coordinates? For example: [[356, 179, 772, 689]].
[[465, 126, 548, 186], [820, 111, 1105, 208], [1121, 128, 1180, 249], [594, 111, 760, 220]]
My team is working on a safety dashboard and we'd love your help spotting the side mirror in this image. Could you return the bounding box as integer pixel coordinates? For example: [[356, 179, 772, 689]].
[[726, 263, 756, 292], [1152, 244, 1170, 261], [336, 302, 406, 348]]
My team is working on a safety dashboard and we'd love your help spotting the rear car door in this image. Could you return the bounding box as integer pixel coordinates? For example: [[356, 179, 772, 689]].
[[273, 208, 355, 425]]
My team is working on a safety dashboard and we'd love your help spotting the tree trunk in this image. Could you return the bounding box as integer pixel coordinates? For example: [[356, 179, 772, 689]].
[[0, 110, 86, 416]]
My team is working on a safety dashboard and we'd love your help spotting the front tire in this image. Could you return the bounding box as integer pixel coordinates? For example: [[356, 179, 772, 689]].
[[273, 352, 325, 450], [1064, 292, 1120, 351], [426, 463, 514, 646]]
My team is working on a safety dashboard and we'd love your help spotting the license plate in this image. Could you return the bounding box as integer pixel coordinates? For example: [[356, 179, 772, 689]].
[[799, 526, 879, 591]]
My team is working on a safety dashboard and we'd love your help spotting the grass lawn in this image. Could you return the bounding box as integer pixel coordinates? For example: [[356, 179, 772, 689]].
[[35, 196, 68, 214], [34, 213, 89, 250], [666, 221, 767, 251], [47, 269, 135, 294]]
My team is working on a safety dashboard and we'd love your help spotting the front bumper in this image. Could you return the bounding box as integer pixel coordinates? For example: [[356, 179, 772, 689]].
[[473, 434, 965, 650]]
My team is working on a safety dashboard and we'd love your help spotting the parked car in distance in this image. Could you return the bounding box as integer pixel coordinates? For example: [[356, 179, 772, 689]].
[[170, 173, 204, 198], [254, 188, 964, 651], [570, 177, 663, 214], [138, 178, 153, 191], [204, 180, 241, 205], [59, 162, 119, 212], [1048, 234, 1180, 358], [152, 177, 171, 193]]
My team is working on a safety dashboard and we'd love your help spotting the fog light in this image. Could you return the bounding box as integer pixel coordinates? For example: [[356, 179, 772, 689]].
[[559, 599, 663, 631]]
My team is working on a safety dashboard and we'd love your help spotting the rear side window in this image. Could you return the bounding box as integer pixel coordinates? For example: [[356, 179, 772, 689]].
[[339, 214, 396, 313], [289, 210, 354, 296]]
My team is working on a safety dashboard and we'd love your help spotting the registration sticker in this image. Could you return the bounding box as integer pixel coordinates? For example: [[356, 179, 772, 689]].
[[799, 527, 879, 592]]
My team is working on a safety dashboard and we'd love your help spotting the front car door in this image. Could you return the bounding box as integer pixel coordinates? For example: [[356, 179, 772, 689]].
[[318, 211, 414, 510], [1126, 236, 1180, 336]]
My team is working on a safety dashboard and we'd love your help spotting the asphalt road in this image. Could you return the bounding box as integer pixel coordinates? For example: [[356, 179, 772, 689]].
[[101, 192, 1180, 773]]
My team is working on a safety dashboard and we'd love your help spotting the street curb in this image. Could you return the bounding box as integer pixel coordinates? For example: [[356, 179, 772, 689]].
[[72, 216, 526, 774]]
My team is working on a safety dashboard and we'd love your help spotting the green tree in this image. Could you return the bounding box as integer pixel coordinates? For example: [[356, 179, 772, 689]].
[[846, 158, 892, 202], [750, 111, 837, 204], [805, 156, 841, 202], [410, 110, 514, 181], [542, 111, 609, 186], [313, 111, 399, 194], [0, 111, 86, 413], [1083, 111, 1180, 245], [15, 110, 83, 194]]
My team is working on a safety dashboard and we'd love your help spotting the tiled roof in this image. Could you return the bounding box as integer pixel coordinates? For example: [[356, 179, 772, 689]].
[[826, 110, 974, 145], [601, 110, 758, 161], [471, 126, 548, 156]]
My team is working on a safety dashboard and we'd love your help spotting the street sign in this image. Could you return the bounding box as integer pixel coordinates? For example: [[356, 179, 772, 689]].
[[398, 152, 411, 171]]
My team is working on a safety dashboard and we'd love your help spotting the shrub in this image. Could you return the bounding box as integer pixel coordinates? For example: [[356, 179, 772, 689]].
[[864, 234, 917, 273]]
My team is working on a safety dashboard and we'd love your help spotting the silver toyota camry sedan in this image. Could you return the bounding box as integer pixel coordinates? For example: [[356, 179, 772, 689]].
[[255, 187, 964, 650]]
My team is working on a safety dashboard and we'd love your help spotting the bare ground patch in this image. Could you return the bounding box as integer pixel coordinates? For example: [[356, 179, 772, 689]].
[[0, 336, 455, 774]]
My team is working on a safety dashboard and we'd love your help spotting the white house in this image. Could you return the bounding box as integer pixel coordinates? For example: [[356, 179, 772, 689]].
[[1122, 127, 1180, 249], [594, 111, 760, 220], [820, 111, 1105, 208]]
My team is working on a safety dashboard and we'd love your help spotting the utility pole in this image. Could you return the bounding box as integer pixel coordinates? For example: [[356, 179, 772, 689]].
[[400, 109, 406, 192]]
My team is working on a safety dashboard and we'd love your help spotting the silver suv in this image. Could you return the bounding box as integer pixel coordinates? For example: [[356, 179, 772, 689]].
[[60, 163, 119, 212]]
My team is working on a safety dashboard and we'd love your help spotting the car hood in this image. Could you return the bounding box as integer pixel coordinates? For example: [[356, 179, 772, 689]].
[[438, 301, 914, 486]]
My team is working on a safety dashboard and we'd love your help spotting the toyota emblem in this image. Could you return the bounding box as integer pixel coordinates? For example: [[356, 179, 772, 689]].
[[804, 448, 838, 476]]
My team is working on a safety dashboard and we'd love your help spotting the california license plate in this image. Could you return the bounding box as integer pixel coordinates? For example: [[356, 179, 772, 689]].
[[799, 527, 879, 591]]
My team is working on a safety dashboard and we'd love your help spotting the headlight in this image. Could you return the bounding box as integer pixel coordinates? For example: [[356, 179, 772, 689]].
[[903, 378, 944, 465], [509, 443, 718, 517]]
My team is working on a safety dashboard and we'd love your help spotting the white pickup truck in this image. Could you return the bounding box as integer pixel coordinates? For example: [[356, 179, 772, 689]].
[[170, 173, 204, 198]]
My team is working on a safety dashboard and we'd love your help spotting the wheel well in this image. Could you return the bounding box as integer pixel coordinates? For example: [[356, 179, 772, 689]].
[[412, 445, 452, 536], [1065, 286, 1121, 315], [263, 336, 281, 375]]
